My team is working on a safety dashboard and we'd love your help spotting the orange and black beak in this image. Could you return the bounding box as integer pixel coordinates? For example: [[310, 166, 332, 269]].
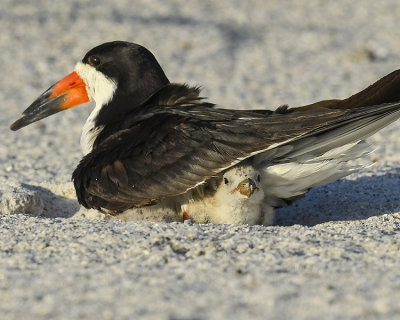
[[10, 71, 89, 131]]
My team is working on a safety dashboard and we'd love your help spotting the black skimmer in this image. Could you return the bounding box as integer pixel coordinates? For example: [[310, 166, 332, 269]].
[[10, 41, 400, 224]]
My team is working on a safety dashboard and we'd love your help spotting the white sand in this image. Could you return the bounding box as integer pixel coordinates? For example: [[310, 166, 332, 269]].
[[1, 0, 400, 319]]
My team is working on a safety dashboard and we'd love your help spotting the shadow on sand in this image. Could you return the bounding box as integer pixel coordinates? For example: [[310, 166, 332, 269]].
[[275, 169, 400, 227], [21, 183, 80, 219]]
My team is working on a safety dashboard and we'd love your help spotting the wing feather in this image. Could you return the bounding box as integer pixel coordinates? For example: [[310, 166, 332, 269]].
[[73, 101, 400, 211]]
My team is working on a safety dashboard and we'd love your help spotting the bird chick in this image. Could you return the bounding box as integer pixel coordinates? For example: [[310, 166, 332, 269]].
[[183, 165, 271, 225]]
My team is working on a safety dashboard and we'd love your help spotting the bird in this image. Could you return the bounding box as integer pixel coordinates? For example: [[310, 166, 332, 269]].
[[10, 41, 400, 225], [182, 163, 266, 225], [111, 162, 266, 224]]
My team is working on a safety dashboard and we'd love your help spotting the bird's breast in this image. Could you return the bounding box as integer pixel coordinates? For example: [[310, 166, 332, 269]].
[[80, 103, 105, 155]]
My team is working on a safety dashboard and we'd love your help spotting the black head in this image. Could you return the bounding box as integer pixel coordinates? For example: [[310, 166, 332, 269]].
[[80, 41, 171, 128], [83, 41, 170, 103]]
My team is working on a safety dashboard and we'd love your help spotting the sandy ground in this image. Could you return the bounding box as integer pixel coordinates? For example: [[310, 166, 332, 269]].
[[1, 0, 400, 319]]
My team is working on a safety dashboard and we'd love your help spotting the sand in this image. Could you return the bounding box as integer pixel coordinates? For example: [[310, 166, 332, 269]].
[[1, 0, 400, 319]]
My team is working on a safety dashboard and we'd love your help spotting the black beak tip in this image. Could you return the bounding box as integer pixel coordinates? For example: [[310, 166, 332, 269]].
[[10, 117, 32, 131], [10, 94, 66, 132], [10, 119, 23, 131]]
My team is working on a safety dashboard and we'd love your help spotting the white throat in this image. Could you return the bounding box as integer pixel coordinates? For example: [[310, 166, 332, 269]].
[[74, 62, 117, 155]]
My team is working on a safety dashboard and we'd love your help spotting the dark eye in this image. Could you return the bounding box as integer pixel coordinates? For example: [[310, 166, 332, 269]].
[[88, 55, 101, 67], [257, 174, 261, 182], [224, 177, 229, 185]]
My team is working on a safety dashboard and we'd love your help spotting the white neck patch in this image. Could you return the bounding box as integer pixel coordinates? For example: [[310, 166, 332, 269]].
[[74, 62, 117, 106], [74, 62, 117, 155]]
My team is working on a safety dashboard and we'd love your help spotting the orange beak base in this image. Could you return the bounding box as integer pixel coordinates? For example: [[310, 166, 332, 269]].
[[10, 71, 89, 131]]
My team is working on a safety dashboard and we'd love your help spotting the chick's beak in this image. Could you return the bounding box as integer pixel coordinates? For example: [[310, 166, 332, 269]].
[[10, 71, 89, 131], [232, 178, 258, 198]]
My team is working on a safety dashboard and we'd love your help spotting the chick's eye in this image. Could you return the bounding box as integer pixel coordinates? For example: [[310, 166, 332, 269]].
[[88, 55, 101, 66], [224, 177, 229, 185]]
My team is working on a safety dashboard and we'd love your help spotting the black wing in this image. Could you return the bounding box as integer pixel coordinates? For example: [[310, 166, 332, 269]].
[[73, 102, 400, 211], [72, 105, 341, 211]]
